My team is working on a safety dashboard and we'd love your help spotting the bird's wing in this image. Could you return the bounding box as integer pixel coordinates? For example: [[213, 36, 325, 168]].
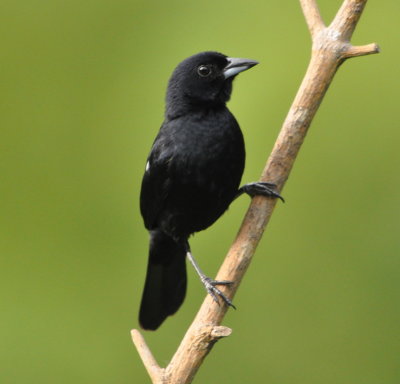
[[139, 127, 175, 230]]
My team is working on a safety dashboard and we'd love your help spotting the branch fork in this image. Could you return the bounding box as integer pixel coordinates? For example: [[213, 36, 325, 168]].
[[132, 325, 232, 384], [132, 1, 379, 383], [301, 0, 379, 60]]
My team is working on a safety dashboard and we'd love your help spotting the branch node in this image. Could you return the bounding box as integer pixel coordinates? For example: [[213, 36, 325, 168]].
[[343, 42, 380, 58], [210, 325, 232, 338]]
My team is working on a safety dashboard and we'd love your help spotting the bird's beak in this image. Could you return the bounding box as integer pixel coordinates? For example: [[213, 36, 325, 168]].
[[223, 57, 259, 79]]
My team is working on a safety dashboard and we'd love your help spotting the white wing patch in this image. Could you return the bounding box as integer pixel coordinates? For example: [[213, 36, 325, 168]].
[[145, 161, 150, 172]]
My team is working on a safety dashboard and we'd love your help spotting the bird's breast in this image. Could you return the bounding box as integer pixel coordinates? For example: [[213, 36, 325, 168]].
[[173, 110, 245, 187], [153, 109, 246, 237]]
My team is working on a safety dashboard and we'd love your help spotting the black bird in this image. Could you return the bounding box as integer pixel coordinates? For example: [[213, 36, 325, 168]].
[[139, 51, 282, 330]]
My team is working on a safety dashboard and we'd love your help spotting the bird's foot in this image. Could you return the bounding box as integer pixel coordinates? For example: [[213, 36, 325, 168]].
[[200, 277, 236, 309], [238, 182, 284, 202]]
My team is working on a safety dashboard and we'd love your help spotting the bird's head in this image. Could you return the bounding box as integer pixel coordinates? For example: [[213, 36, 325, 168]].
[[165, 51, 258, 118]]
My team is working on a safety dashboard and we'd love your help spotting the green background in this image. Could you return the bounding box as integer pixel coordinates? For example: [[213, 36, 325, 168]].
[[1, 1, 399, 383]]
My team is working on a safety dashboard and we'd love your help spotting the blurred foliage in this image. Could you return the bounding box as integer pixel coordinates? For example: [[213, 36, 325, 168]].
[[0, 0, 399, 383]]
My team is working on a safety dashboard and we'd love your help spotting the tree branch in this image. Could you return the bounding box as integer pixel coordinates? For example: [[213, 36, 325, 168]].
[[132, 1, 379, 382], [343, 43, 380, 58], [330, 0, 368, 40], [299, 0, 325, 37], [131, 330, 164, 383]]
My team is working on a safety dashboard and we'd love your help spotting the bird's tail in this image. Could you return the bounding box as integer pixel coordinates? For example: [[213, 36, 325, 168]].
[[139, 230, 187, 330]]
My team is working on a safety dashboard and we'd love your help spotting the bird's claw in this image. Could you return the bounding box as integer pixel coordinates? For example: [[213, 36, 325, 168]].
[[201, 277, 236, 309], [242, 182, 284, 202]]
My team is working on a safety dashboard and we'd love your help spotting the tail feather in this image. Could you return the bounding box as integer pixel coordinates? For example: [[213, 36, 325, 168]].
[[139, 231, 187, 330]]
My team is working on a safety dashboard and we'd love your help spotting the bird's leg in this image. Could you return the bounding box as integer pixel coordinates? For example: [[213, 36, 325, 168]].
[[185, 242, 236, 309], [235, 182, 284, 202]]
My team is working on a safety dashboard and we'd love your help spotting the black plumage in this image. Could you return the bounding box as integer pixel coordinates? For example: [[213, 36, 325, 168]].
[[139, 51, 281, 330]]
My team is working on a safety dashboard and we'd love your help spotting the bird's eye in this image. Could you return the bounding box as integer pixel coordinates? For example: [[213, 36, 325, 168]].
[[197, 65, 211, 77]]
